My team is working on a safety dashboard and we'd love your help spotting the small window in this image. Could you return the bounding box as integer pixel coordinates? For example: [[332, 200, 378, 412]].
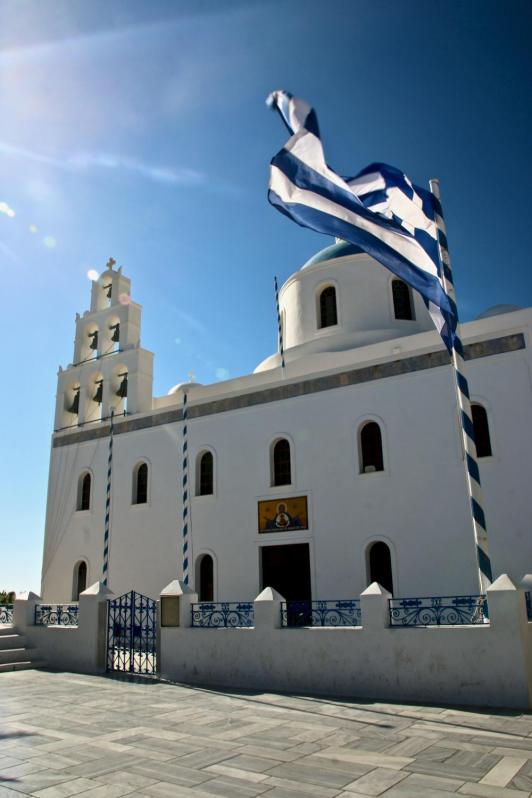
[[392, 279, 414, 320], [319, 286, 338, 328], [198, 452, 214, 496], [198, 554, 214, 602], [472, 404, 492, 458], [133, 462, 148, 504], [368, 541, 394, 594], [359, 422, 384, 473], [273, 439, 291, 486], [77, 473, 91, 511], [73, 561, 87, 600]]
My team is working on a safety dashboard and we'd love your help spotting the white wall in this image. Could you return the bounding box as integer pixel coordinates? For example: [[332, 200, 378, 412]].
[[42, 300, 532, 605]]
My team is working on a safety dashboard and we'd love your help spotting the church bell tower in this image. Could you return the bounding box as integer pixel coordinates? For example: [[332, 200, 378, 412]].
[[54, 258, 154, 431]]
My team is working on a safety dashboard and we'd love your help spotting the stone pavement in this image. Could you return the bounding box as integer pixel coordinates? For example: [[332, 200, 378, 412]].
[[2, 672, 532, 798]]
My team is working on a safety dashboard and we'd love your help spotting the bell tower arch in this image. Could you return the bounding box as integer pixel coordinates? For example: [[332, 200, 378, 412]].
[[54, 258, 154, 431]]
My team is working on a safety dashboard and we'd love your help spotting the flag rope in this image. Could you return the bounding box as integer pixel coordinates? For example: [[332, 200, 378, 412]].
[[274, 276, 286, 371], [182, 390, 190, 586], [102, 408, 115, 587], [430, 179, 493, 593]]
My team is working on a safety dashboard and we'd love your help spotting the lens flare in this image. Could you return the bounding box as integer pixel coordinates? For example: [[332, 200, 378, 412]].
[[43, 235, 57, 248], [0, 201, 15, 218], [29, 224, 38, 233], [87, 269, 99, 281]]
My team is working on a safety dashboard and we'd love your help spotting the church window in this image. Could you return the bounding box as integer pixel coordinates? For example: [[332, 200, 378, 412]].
[[73, 561, 87, 600], [359, 422, 384, 473], [198, 554, 214, 602], [272, 439, 291, 486], [392, 279, 414, 320], [198, 452, 214, 496], [77, 472, 91, 511], [133, 462, 148, 504], [319, 286, 338, 328], [472, 404, 492, 458], [367, 541, 394, 594]]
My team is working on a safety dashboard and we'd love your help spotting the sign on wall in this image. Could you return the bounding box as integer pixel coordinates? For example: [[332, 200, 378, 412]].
[[258, 496, 308, 533]]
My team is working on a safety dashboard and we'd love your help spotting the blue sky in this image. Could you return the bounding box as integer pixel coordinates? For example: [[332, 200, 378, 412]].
[[1, 0, 531, 593]]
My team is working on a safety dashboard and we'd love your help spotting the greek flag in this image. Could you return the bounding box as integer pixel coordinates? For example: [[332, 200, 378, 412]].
[[267, 90, 456, 352]]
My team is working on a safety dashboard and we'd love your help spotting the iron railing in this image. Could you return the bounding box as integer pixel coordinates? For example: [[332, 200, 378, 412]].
[[107, 591, 158, 675], [526, 591, 532, 621], [191, 602, 254, 628], [281, 599, 362, 628], [35, 603, 79, 627], [0, 605, 13, 624], [389, 595, 488, 626]]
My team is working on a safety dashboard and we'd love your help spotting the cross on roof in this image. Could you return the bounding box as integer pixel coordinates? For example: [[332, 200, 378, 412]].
[[106, 257, 116, 270]]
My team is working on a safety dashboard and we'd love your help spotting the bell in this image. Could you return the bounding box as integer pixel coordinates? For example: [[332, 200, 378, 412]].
[[93, 380, 103, 404], [88, 330, 98, 351], [116, 373, 128, 398], [104, 283, 112, 299], [110, 323, 120, 343], [68, 388, 80, 415]]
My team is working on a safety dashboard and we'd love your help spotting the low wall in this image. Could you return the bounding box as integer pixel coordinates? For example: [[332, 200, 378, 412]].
[[11, 575, 532, 709], [160, 577, 532, 709]]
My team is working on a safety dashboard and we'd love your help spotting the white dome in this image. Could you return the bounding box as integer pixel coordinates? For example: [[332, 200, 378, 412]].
[[167, 382, 202, 395], [255, 244, 434, 372]]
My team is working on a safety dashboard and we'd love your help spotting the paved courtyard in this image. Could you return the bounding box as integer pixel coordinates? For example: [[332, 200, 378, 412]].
[[2, 672, 532, 798]]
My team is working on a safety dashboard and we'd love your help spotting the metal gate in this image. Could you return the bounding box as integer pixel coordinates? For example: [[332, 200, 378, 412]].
[[107, 591, 158, 675]]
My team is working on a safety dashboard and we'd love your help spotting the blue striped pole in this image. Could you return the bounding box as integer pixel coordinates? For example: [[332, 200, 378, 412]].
[[181, 390, 191, 586], [430, 179, 493, 593], [102, 408, 115, 587], [274, 276, 286, 371]]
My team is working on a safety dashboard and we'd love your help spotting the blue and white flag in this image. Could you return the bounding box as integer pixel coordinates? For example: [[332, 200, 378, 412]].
[[266, 90, 456, 352]]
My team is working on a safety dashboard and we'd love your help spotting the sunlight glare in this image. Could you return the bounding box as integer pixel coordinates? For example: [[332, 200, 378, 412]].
[[87, 269, 99, 281]]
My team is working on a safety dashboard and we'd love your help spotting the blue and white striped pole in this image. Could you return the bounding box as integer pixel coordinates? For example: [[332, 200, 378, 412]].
[[274, 276, 286, 372], [102, 408, 115, 587], [181, 390, 191, 586], [430, 179, 493, 593]]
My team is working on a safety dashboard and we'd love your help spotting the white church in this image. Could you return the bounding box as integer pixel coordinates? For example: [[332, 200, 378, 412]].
[[41, 242, 532, 604]]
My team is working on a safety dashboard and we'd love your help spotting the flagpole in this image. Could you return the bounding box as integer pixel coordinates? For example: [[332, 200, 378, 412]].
[[274, 276, 286, 376], [181, 389, 191, 586], [102, 407, 115, 587], [429, 179, 493, 594]]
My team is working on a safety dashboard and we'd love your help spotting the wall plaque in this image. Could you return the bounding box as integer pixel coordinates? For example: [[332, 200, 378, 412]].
[[258, 496, 308, 533]]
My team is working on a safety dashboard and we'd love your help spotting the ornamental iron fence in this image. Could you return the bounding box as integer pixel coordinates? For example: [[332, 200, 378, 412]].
[[191, 602, 254, 628], [526, 591, 532, 621], [35, 603, 79, 626], [281, 599, 362, 628], [107, 591, 158, 675], [389, 595, 488, 626], [0, 604, 13, 624]]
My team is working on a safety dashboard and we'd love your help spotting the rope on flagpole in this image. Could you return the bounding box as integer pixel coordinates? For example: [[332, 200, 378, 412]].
[[181, 390, 190, 586], [102, 407, 115, 587], [274, 276, 286, 373], [430, 179, 493, 593]]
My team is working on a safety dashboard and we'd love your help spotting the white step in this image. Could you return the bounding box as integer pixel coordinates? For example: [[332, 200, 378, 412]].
[[0, 648, 31, 665], [0, 624, 15, 635], [0, 634, 26, 650], [0, 660, 38, 673]]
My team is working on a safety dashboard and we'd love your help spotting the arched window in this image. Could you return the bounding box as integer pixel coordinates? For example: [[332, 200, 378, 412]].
[[77, 472, 91, 511], [272, 439, 291, 486], [319, 286, 338, 328], [392, 279, 414, 320], [133, 462, 148, 504], [472, 404, 492, 458], [359, 422, 384, 473], [197, 452, 214, 496], [198, 555, 214, 602], [368, 541, 394, 594], [73, 561, 87, 600]]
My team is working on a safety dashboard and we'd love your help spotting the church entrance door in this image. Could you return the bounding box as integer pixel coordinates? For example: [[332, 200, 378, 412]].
[[261, 543, 311, 602]]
